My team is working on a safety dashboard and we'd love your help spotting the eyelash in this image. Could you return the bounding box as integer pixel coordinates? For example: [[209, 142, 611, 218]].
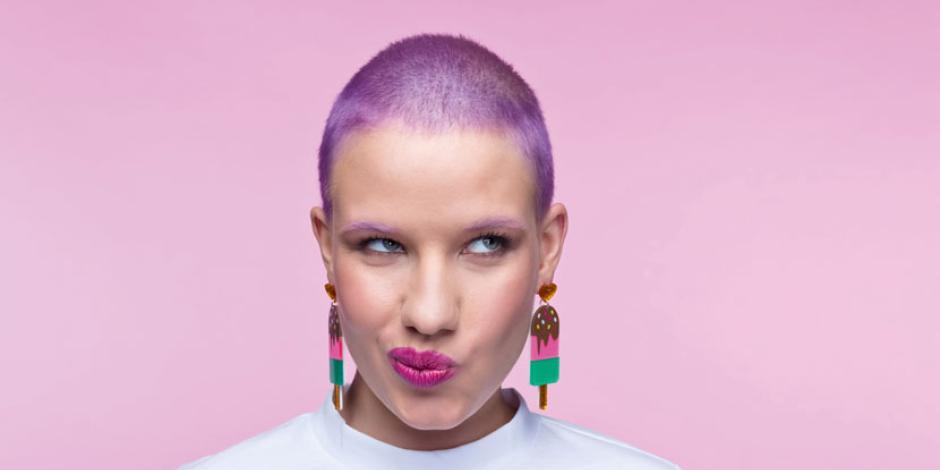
[[356, 231, 512, 258]]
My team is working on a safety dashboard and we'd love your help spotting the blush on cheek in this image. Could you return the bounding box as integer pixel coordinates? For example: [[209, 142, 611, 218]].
[[472, 265, 535, 344], [334, 261, 401, 332]]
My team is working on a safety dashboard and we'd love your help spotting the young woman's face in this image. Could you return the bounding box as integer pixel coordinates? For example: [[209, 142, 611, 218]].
[[311, 120, 565, 430]]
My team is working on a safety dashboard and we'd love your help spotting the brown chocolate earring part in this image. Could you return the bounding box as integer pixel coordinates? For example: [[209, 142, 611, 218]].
[[530, 304, 560, 355], [328, 304, 342, 340]]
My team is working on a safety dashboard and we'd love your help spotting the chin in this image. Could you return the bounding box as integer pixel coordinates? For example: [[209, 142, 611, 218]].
[[392, 394, 467, 430]]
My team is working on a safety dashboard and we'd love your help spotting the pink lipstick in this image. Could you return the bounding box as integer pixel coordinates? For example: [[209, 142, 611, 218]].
[[388, 347, 457, 388]]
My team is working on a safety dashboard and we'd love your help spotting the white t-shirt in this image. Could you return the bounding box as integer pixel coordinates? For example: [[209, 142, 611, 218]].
[[180, 385, 680, 470]]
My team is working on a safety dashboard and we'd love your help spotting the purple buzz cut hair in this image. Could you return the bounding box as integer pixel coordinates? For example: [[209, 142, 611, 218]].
[[317, 33, 554, 226]]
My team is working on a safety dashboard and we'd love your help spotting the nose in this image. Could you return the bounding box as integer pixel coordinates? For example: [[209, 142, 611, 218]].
[[400, 254, 459, 337]]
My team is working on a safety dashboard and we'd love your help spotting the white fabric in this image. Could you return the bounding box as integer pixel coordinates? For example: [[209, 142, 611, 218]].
[[180, 384, 680, 470]]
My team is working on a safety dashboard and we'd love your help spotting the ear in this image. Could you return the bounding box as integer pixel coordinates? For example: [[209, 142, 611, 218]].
[[310, 206, 335, 284], [536, 202, 568, 288]]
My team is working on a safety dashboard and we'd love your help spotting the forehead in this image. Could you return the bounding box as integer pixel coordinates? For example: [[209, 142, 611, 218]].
[[331, 121, 535, 234]]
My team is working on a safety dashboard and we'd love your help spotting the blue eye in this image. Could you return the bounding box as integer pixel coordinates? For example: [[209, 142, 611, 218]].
[[466, 234, 505, 255], [363, 237, 403, 253]]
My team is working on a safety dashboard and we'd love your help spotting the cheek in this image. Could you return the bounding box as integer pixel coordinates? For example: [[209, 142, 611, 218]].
[[333, 255, 402, 336], [462, 255, 538, 357]]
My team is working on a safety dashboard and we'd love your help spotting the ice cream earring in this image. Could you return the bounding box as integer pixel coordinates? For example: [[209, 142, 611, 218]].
[[530, 282, 560, 410], [325, 283, 344, 411]]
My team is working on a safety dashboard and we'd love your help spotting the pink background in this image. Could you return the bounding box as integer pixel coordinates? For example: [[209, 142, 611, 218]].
[[2, 1, 938, 469]]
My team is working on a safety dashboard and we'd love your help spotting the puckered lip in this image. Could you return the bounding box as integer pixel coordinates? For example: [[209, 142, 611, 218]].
[[387, 346, 457, 370]]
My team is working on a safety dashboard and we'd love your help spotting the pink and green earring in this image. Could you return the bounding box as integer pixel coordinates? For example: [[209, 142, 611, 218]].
[[325, 283, 344, 410], [530, 282, 560, 410]]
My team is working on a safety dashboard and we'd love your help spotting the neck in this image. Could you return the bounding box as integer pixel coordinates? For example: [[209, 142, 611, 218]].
[[337, 371, 518, 450]]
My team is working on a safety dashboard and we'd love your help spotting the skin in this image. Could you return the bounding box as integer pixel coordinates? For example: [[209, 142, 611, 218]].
[[309, 119, 567, 450]]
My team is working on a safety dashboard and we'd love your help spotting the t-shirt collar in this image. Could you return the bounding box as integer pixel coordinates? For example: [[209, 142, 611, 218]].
[[312, 383, 540, 469]]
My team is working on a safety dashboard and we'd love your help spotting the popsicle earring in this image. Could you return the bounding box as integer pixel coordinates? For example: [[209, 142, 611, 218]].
[[530, 282, 560, 410], [325, 283, 344, 410]]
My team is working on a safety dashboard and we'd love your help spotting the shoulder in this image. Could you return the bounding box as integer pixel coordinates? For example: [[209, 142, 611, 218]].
[[178, 413, 338, 470], [532, 414, 681, 470]]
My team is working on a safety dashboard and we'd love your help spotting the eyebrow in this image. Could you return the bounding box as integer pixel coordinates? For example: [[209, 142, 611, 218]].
[[339, 216, 526, 235]]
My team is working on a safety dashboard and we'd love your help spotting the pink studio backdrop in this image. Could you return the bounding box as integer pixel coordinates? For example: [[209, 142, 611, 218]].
[[2, 1, 938, 469]]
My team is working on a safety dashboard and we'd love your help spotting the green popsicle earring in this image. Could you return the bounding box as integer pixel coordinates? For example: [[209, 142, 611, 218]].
[[530, 282, 560, 410]]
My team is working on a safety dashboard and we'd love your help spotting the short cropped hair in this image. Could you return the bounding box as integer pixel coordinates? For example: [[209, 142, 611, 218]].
[[317, 33, 554, 225]]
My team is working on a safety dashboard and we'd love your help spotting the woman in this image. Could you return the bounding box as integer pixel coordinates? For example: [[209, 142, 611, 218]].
[[181, 33, 680, 470]]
